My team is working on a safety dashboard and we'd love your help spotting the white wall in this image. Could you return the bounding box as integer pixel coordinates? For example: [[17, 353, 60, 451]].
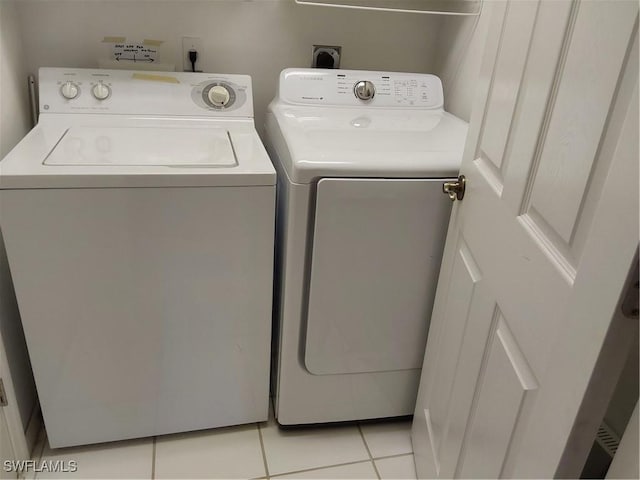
[[0, 0, 38, 435], [0, 1, 32, 157], [16, 0, 442, 133], [431, 2, 490, 122]]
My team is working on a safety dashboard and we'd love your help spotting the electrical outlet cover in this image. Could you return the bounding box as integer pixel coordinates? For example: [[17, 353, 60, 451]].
[[182, 36, 203, 72]]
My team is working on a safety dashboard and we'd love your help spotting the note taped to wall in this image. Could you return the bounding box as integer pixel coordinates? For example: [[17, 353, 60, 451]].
[[100, 37, 173, 71], [113, 43, 160, 64]]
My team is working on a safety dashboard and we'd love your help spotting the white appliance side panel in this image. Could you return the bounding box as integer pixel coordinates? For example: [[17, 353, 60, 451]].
[[305, 178, 452, 375], [0, 186, 274, 447]]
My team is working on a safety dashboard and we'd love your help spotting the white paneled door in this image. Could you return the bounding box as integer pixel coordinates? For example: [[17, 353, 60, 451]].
[[412, 0, 638, 478]]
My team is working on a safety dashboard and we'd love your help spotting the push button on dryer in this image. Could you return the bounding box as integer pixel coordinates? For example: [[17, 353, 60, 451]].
[[354, 80, 375, 101]]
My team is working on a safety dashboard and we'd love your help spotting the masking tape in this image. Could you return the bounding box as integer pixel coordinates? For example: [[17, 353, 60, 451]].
[[143, 39, 164, 47], [132, 73, 180, 84], [102, 36, 127, 43]]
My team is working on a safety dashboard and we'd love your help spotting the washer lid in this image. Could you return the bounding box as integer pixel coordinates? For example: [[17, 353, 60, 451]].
[[0, 116, 276, 189], [45, 127, 237, 167], [268, 105, 468, 183]]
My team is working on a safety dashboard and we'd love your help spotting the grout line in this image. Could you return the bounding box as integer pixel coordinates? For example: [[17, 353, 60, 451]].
[[270, 459, 376, 478], [373, 452, 415, 461], [151, 436, 157, 479], [257, 422, 271, 479], [358, 423, 381, 480]]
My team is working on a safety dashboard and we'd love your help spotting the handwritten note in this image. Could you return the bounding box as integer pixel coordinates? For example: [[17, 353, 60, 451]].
[[113, 44, 158, 64]]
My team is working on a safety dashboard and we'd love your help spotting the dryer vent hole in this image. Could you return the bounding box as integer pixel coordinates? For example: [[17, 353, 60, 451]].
[[312, 46, 341, 69]]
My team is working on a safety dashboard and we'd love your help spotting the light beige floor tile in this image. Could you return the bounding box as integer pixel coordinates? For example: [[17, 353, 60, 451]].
[[360, 419, 413, 458], [35, 435, 153, 479], [260, 418, 369, 476], [155, 424, 265, 479], [374, 454, 417, 480], [273, 460, 378, 479]]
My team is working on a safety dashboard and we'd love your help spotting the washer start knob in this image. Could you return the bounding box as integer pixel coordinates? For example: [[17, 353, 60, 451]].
[[60, 81, 79, 100], [208, 85, 231, 107], [92, 83, 111, 101], [354, 80, 375, 101]]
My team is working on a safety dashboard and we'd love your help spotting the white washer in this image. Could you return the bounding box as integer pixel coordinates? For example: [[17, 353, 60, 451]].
[[0, 68, 276, 447], [265, 68, 468, 425]]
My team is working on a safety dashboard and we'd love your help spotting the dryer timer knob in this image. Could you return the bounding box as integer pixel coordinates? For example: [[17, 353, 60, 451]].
[[354, 80, 375, 101], [208, 85, 231, 107]]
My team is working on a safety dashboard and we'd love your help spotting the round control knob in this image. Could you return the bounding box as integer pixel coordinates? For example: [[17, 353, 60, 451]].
[[207, 85, 231, 107], [92, 83, 111, 100], [354, 80, 375, 101], [60, 81, 79, 100]]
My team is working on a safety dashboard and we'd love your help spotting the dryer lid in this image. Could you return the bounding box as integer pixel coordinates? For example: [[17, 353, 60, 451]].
[[268, 105, 469, 184]]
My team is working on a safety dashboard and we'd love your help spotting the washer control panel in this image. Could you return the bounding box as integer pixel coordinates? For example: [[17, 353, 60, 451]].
[[279, 68, 443, 109], [39, 68, 253, 117]]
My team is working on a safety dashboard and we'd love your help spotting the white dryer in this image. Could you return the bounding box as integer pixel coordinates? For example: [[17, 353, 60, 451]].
[[265, 68, 468, 425], [0, 68, 275, 447]]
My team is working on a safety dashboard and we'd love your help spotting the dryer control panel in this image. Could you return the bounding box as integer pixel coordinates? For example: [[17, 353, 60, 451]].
[[39, 68, 253, 117], [278, 68, 444, 109]]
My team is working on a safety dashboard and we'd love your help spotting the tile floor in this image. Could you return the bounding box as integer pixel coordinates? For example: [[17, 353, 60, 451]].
[[28, 405, 417, 479]]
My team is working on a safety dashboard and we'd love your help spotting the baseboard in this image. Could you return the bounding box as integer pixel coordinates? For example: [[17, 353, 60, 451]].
[[24, 400, 42, 457]]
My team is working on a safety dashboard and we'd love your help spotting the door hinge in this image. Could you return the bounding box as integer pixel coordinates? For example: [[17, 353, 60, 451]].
[[0, 378, 8, 406]]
